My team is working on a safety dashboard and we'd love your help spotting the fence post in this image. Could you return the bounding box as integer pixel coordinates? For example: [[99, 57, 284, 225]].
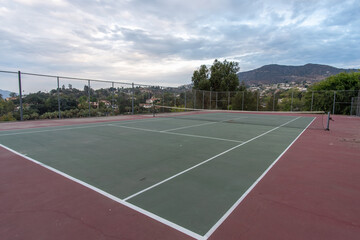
[[88, 80, 91, 117], [132, 83, 134, 115], [242, 91, 244, 111], [210, 89, 212, 110], [194, 90, 196, 109], [111, 82, 114, 115], [332, 91, 336, 114], [273, 91, 275, 111], [57, 77, 61, 119], [18, 71, 23, 121], [227, 91, 230, 110], [202, 91, 205, 109], [184, 91, 187, 108], [256, 91, 259, 111], [311, 91, 314, 111], [291, 90, 294, 112], [162, 88, 164, 112], [216, 92, 218, 109]]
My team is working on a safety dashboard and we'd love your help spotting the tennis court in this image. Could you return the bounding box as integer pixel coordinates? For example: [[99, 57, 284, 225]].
[[0, 111, 317, 238]]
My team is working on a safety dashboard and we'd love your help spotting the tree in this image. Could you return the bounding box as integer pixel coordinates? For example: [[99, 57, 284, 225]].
[[192, 65, 209, 90], [304, 71, 360, 114], [192, 59, 240, 91]]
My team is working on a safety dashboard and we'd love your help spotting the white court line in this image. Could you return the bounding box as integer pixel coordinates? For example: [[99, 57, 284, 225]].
[[0, 124, 110, 136], [0, 117, 171, 137], [0, 144, 202, 240], [123, 116, 301, 201], [203, 117, 315, 239], [160, 116, 248, 132], [108, 124, 244, 143]]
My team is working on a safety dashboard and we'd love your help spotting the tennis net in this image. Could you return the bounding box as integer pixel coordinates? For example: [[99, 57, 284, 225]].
[[153, 105, 328, 130]]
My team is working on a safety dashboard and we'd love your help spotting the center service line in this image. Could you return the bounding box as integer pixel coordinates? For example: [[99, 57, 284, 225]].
[[123, 116, 301, 201]]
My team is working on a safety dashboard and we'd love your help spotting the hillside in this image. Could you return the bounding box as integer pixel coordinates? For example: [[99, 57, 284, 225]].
[[237, 63, 356, 85], [0, 89, 14, 98]]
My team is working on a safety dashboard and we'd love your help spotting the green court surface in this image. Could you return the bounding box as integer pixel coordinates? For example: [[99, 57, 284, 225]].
[[0, 113, 314, 236]]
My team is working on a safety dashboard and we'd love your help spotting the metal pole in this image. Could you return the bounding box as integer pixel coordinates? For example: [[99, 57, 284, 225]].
[[132, 83, 134, 115], [57, 77, 61, 119], [162, 88, 164, 112], [111, 82, 114, 115], [216, 92, 218, 109], [350, 98, 353, 116], [311, 91, 314, 111], [18, 71, 23, 121], [227, 91, 230, 110], [291, 90, 294, 112], [332, 91, 336, 114], [194, 90, 196, 109], [256, 91, 259, 111], [88, 80, 91, 117], [202, 91, 205, 109], [326, 111, 331, 130], [242, 91, 244, 111], [273, 91, 275, 111], [210, 89, 212, 110], [184, 91, 187, 108]]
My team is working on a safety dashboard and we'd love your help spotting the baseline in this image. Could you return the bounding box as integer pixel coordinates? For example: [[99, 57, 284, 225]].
[[0, 144, 202, 240]]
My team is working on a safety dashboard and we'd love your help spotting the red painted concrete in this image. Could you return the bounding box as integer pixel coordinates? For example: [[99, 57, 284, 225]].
[[0, 147, 193, 240], [209, 115, 360, 240]]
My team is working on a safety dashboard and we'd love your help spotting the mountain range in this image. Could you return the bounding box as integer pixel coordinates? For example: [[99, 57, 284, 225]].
[[0, 89, 14, 98], [237, 63, 357, 85]]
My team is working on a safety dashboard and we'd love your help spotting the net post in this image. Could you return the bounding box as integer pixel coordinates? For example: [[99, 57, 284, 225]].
[[132, 82, 134, 115], [18, 71, 23, 121], [326, 111, 331, 131], [57, 77, 61, 119], [88, 80, 91, 117]]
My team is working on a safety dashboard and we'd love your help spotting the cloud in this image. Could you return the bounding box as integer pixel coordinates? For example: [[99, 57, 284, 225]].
[[0, 0, 359, 93]]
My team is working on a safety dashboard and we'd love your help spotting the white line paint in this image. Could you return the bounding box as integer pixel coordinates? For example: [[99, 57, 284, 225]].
[[160, 116, 248, 132], [109, 124, 244, 143], [0, 124, 110, 136], [202, 117, 316, 239], [0, 144, 202, 240], [123, 117, 301, 201], [0, 117, 170, 137]]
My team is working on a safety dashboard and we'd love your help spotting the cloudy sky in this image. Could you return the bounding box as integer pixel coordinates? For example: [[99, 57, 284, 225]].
[[0, 0, 359, 92]]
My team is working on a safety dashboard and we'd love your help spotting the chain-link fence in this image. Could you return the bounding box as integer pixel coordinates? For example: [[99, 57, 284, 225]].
[[166, 89, 360, 115], [1, 70, 359, 121]]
